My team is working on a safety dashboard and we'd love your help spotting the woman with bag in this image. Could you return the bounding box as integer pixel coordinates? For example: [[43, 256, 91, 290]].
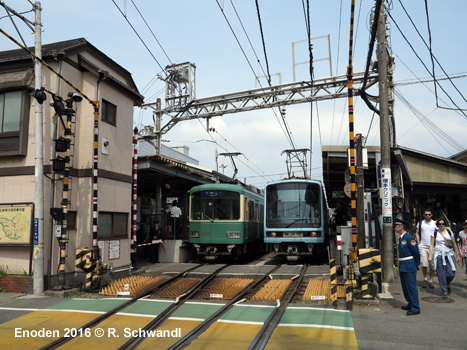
[[428, 218, 461, 298]]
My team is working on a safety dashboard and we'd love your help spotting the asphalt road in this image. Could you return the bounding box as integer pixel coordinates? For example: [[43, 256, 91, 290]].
[[1, 266, 466, 349], [352, 268, 467, 350]]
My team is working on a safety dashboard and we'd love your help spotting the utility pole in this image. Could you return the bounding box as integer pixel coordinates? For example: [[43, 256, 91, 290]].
[[377, 1, 394, 282], [33, 1, 44, 295], [356, 134, 365, 249]]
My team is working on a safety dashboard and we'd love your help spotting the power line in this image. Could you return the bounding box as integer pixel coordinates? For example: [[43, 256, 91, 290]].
[[359, 0, 382, 116], [397, 0, 467, 107], [395, 88, 465, 152], [229, 0, 268, 80], [364, 110, 377, 146], [388, 10, 467, 118], [395, 55, 467, 118], [253, 0, 297, 149], [330, 0, 343, 145], [302, 0, 314, 175], [215, 0, 297, 151], [130, 0, 172, 65], [255, 0, 271, 85], [195, 118, 274, 182], [111, 0, 166, 74], [423, 0, 438, 106]]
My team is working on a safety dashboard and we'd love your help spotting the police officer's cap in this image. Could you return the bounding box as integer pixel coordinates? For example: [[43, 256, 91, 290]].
[[395, 218, 409, 227]]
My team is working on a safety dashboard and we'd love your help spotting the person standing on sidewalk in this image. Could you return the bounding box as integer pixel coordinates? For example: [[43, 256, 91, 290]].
[[458, 220, 467, 274], [396, 218, 421, 316], [164, 200, 182, 239], [149, 220, 163, 263], [428, 218, 461, 299], [415, 209, 437, 289]]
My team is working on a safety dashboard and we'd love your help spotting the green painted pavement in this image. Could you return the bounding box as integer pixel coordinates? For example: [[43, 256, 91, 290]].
[[117, 299, 173, 316], [280, 307, 354, 329], [170, 302, 224, 320], [219, 304, 275, 323]]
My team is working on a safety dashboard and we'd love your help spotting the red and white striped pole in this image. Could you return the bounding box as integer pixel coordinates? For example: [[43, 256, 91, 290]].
[[131, 128, 139, 260]]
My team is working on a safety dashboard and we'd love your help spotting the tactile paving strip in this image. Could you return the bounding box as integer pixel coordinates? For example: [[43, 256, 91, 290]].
[[251, 279, 292, 301], [303, 278, 331, 301], [202, 277, 254, 300], [99, 276, 166, 296], [155, 278, 200, 298]]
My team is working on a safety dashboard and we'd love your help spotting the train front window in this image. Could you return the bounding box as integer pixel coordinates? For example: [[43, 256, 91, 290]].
[[266, 183, 321, 228], [191, 190, 240, 221]]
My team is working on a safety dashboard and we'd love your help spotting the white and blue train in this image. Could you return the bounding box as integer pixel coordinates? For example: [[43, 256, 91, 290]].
[[264, 179, 329, 262]]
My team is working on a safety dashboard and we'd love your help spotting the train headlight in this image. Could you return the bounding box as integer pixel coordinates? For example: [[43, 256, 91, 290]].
[[271, 232, 277, 237], [227, 231, 240, 239], [190, 231, 200, 238]]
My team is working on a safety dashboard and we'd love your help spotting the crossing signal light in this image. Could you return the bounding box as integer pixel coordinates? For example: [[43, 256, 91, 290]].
[[30, 87, 47, 105], [50, 207, 63, 222]]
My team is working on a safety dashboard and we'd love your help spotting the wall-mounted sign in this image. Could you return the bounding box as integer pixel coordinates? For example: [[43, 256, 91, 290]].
[[381, 168, 392, 223], [98, 241, 105, 262], [109, 240, 120, 260], [0, 205, 33, 245]]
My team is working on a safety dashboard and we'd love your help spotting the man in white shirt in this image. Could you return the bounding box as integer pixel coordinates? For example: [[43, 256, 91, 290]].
[[168, 200, 182, 218], [415, 209, 437, 288], [164, 200, 182, 239]]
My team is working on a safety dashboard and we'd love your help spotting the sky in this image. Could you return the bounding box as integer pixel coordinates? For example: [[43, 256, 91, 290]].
[[1, 0, 466, 188]]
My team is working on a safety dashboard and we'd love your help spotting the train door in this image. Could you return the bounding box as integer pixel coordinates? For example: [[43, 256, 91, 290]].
[[247, 199, 255, 241], [253, 200, 259, 239]]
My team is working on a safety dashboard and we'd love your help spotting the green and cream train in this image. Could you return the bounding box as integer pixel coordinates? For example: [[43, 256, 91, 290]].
[[188, 183, 264, 260]]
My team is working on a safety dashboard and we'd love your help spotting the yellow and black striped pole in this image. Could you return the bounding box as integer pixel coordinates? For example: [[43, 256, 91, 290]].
[[0, 29, 102, 287], [57, 103, 73, 288], [345, 280, 353, 310], [75, 248, 96, 289], [347, 0, 358, 263], [330, 259, 337, 305]]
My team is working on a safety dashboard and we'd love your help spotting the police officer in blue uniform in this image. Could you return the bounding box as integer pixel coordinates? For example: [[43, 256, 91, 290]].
[[395, 218, 421, 315]]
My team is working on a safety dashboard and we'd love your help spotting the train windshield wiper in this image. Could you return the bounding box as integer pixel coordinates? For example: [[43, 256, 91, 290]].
[[286, 218, 308, 228], [203, 213, 214, 222]]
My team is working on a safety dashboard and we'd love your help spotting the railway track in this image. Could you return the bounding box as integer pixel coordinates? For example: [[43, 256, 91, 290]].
[[247, 264, 308, 350], [31, 263, 340, 350], [39, 264, 206, 350]]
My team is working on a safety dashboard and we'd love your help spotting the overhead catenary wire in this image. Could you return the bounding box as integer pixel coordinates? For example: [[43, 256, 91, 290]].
[[255, 0, 272, 86], [301, 0, 314, 177], [253, 0, 297, 150], [111, 0, 166, 75], [215, 0, 297, 152], [130, 0, 172, 65], [195, 119, 274, 183], [229, 0, 268, 82]]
